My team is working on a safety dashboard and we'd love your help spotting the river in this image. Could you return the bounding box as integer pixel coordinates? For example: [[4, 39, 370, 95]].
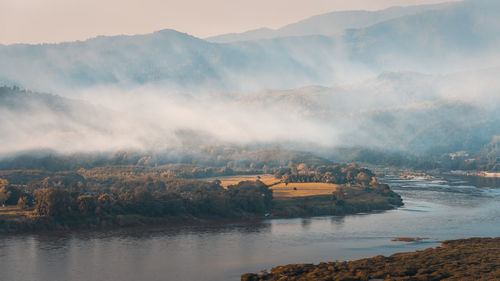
[[1, 174, 499, 281]]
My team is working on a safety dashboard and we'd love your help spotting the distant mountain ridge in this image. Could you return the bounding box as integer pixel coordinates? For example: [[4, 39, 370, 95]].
[[0, 0, 498, 94], [0, 31, 339, 93], [4, 64, 500, 156], [206, 2, 454, 43]]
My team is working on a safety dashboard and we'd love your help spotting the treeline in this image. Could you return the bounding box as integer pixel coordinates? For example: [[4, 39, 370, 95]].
[[0, 166, 242, 193], [0, 145, 331, 172], [0, 162, 381, 194], [78, 164, 261, 183], [332, 146, 500, 172], [0, 149, 406, 232], [0, 179, 33, 209], [274, 163, 377, 186], [7, 179, 272, 222]]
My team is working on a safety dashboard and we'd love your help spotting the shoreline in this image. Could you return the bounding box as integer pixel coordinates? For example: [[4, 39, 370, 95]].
[[449, 170, 500, 178], [242, 237, 500, 280], [0, 195, 403, 235], [0, 166, 403, 234]]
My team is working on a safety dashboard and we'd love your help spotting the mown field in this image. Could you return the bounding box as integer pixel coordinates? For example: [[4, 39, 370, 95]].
[[205, 174, 340, 198], [205, 174, 280, 187], [0, 206, 33, 219], [270, 182, 340, 198]]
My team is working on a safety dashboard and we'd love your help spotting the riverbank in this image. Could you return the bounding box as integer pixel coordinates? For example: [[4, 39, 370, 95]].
[[242, 237, 500, 281], [0, 163, 403, 234], [1, 174, 498, 281], [271, 185, 402, 217], [0, 184, 402, 234], [450, 170, 500, 178]]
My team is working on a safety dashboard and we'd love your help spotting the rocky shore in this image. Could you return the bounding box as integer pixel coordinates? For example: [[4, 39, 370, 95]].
[[242, 237, 500, 281]]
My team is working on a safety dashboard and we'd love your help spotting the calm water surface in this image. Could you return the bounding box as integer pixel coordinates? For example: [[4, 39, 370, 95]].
[[1, 174, 500, 281]]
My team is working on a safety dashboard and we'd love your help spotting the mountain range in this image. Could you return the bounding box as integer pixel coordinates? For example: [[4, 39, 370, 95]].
[[2, 65, 500, 156], [1, 0, 500, 168], [0, 0, 499, 94], [206, 2, 452, 43]]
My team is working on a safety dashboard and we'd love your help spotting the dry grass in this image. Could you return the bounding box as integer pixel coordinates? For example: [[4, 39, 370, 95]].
[[270, 182, 340, 198], [205, 174, 280, 187], [0, 206, 34, 219], [204, 174, 340, 198]]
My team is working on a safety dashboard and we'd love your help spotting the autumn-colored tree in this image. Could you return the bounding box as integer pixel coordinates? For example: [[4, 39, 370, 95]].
[[35, 189, 73, 217], [0, 179, 11, 207], [77, 195, 96, 215], [17, 196, 29, 210]]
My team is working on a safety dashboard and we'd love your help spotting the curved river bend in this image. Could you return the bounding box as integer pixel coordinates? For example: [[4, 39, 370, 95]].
[[1, 174, 500, 281]]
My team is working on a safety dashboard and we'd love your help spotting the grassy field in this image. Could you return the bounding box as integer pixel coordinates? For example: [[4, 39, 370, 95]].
[[205, 174, 280, 187], [270, 182, 340, 198], [0, 206, 33, 219], [204, 174, 340, 198]]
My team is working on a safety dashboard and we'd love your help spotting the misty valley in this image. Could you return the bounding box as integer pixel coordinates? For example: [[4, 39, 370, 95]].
[[1, 0, 500, 280]]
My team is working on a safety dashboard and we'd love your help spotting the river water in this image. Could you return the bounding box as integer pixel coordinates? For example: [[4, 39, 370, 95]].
[[1, 174, 499, 281]]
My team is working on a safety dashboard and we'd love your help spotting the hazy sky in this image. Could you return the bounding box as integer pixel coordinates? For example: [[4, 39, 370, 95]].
[[1, 0, 459, 45]]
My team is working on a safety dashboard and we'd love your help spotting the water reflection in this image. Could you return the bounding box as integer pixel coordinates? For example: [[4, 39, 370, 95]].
[[1, 175, 499, 281], [301, 218, 312, 230], [454, 175, 500, 188], [329, 216, 346, 229]]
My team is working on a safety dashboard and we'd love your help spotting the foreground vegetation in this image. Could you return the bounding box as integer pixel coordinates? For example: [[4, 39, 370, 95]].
[[0, 157, 402, 232], [242, 237, 500, 281]]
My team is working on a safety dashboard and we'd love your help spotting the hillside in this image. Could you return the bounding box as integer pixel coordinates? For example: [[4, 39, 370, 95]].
[[0, 0, 499, 93], [2, 64, 500, 170], [344, 0, 500, 73], [0, 86, 118, 155], [0, 31, 337, 93], [206, 3, 450, 43], [235, 69, 500, 156]]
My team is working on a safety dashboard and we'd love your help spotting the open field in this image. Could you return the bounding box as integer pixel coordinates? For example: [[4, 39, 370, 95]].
[[204, 174, 280, 187], [0, 206, 33, 219], [204, 174, 340, 198], [270, 182, 340, 198]]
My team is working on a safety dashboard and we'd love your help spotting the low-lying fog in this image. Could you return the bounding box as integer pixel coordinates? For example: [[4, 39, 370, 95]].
[[1, 0, 499, 159], [1, 67, 499, 157]]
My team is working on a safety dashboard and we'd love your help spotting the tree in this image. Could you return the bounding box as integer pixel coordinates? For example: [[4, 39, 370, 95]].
[[0, 191, 9, 207], [77, 195, 96, 216], [297, 163, 308, 174], [0, 180, 11, 207], [226, 181, 273, 213], [17, 196, 29, 210], [35, 189, 73, 217]]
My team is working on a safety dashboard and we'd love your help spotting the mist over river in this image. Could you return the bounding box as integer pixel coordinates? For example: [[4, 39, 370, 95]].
[[1, 174, 499, 281]]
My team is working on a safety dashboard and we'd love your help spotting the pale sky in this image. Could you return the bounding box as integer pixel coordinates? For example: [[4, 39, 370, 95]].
[[0, 0, 460, 45]]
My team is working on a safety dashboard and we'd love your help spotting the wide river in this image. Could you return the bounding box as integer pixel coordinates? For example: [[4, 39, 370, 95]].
[[1, 174, 500, 281]]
